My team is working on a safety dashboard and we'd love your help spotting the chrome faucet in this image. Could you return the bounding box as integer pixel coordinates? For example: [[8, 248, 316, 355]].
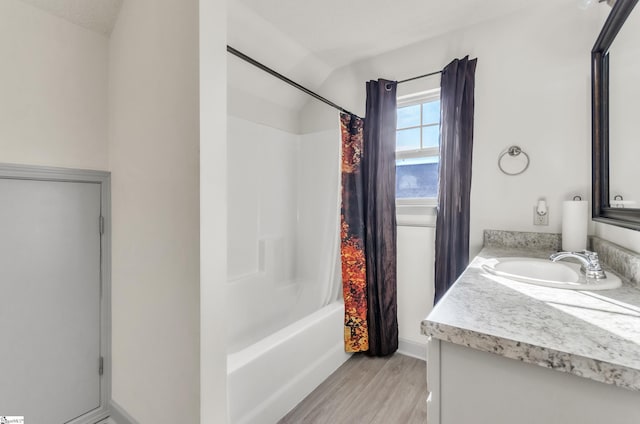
[[549, 250, 607, 279]]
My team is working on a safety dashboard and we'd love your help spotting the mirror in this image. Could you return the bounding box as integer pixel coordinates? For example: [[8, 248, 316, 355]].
[[592, 0, 640, 230], [609, 2, 640, 208]]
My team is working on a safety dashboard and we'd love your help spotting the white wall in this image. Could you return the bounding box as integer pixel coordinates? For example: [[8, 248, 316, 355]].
[[200, 0, 228, 420], [301, 3, 609, 256], [226, 0, 335, 135], [0, 0, 108, 170], [397, 226, 435, 345], [108, 0, 201, 423], [0, 0, 229, 421]]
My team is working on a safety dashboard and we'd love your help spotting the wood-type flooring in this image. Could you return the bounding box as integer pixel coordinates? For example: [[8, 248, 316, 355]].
[[279, 353, 428, 424]]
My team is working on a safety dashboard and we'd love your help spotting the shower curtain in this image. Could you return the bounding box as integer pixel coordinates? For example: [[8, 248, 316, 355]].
[[339, 79, 398, 356], [340, 113, 369, 353]]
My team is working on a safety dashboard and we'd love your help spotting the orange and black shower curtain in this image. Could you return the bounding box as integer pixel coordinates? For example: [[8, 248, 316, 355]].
[[340, 113, 368, 352], [340, 79, 399, 356]]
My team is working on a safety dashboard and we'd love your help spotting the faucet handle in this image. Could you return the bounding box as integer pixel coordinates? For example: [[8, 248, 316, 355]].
[[580, 250, 606, 279], [580, 250, 600, 262]]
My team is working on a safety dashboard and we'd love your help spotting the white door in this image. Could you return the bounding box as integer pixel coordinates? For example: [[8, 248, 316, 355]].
[[0, 178, 102, 423]]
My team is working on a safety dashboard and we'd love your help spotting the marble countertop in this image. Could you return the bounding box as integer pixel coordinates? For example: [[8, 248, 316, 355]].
[[422, 246, 640, 391]]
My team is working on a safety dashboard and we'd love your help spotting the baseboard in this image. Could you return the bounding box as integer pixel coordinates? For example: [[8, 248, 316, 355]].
[[398, 337, 427, 361], [109, 400, 139, 424]]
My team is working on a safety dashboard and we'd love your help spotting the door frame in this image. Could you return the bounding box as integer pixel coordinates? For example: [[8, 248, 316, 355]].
[[0, 163, 111, 424]]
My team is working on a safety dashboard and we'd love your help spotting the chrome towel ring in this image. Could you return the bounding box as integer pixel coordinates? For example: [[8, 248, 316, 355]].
[[498, 145, 530, 176]]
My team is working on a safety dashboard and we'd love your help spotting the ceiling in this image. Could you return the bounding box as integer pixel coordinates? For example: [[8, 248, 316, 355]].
[[16, 0, 585, 117], [232, 0, 576, 71], [16, 0, 584, 68], [227, 0, 578, 115], [17, 0, 122, 35], [17, 0, 575, 68]]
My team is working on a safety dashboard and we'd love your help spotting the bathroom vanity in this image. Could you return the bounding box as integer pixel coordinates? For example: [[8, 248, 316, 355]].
[[422, 230, 640, 424]]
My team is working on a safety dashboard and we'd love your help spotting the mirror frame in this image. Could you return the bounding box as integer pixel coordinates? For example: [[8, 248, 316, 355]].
[[592, 0, 640, 231]]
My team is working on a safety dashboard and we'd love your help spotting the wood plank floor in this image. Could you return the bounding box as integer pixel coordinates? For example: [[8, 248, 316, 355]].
[[279, 353, 427, 424]]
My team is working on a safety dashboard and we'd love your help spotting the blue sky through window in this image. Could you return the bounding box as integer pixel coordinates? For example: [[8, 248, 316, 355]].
[[396, 95, 441, 199]]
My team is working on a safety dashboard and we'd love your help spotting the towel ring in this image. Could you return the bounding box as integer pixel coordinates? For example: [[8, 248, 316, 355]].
[[498, 145, 530, 176]]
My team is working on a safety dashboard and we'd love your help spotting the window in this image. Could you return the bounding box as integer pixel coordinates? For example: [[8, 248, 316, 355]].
[[396, 90, 441, 205]]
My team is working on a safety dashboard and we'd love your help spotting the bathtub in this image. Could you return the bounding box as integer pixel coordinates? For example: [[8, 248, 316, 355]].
[[227, 301, 350, 424]]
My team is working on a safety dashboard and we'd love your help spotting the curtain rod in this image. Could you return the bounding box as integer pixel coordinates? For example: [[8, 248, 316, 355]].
[[227, 45, 358, 117], [384, 69, 442, 91], [397, 69, 443, 85]]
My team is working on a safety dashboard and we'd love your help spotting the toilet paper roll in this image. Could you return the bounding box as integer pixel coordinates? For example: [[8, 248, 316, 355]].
[[562, 200, 588, 252]]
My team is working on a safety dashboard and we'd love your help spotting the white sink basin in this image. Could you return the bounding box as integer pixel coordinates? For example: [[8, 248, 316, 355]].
[[481, 257, 622, 290]]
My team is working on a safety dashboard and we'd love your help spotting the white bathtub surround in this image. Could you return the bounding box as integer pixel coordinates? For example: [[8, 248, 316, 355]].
[[226, 117, 346, 423], [227, 302, 350, 424], [422, 244, 640, 392], [226, 118, 342, 349]]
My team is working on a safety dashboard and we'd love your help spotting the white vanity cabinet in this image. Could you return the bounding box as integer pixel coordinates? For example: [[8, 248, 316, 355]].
[[426, 337, 640, 424], [423, 236, 640, 424]]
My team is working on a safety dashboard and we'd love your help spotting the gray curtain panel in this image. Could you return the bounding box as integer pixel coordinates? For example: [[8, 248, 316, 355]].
[[363, 79, 399, 356], [434, 56, 478, 304]]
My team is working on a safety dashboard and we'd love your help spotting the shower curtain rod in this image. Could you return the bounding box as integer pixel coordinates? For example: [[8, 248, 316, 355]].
[[227, 45, 442, 114], [227, 45, 357, 117]]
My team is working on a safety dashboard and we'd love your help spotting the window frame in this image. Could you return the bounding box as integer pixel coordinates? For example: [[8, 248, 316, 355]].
[[395, 88, 441, 208]]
